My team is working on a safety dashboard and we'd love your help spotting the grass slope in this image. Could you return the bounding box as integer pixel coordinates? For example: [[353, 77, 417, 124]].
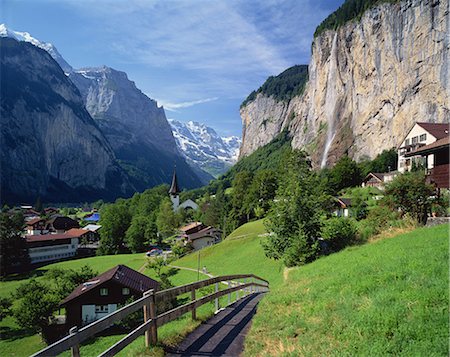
[[0, 254, 146, 300], [245, 224, 449, 356], [174, 219, 284, 289]]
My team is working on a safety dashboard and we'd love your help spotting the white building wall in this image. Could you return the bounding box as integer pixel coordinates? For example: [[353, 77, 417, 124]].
[[28, 238, 79, 264], [170, 194, 180, 211], [398, 124, 436, 173], [192, 237, 215, 251]]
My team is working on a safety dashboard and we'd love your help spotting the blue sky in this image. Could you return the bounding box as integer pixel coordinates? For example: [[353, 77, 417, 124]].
[[1, 0, 344, 136]]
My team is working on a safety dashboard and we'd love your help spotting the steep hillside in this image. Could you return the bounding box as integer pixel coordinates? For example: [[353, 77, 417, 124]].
[[239, 65, 308, 158], [0, 38, 133, 203], [245, 224, 448, 356], [240, 0, 450, 167], [69, 67, 203, 190]]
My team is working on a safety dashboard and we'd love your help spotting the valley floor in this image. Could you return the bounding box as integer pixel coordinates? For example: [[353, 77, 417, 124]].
[[0, 221, 447, 356]]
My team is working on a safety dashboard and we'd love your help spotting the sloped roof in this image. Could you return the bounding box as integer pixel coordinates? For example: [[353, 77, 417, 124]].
[[26, 233, 76, 243], [416, 122, 450, 140], [363, 172, 384, 182], [405, 136, 450, 157], [48, 216, 79, 230], [65, 228, 90, 237], [179, 222, 204, 233], [61, 265, 160, 305], [83, 224, 102, 232], [169, 169, 180, 195], [189, 226, 221, 241], [336, 197, 352, 208], [26, 217, 44, 226]]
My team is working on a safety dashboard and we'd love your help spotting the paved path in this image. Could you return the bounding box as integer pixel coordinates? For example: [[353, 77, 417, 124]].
[[169, 264, 214, 278], [166, 293, 264, 357]]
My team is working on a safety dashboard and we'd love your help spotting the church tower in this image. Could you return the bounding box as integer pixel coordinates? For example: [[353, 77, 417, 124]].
[[169, 168, 180, 211]]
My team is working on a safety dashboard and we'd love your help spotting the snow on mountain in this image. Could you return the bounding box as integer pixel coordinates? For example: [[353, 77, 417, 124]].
[[169, 119, 241, 177], [0, 23, 73, 73]]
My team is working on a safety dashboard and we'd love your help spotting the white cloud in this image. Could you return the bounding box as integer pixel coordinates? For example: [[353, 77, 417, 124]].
[[157, 97, 219, 112], [64, 0, 335, 101]]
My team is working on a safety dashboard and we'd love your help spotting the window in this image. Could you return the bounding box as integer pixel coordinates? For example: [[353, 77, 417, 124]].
[[420, 133, 427, 141], [100, 288, 108, 296], [122, 288, 130, 295], [95, 305, 109, 313], [405, 138, 410, 146], [412, 136, 418, 144]]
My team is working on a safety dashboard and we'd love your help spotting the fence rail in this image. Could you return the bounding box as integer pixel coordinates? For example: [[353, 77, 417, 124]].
[[31, 274, 269, 357]]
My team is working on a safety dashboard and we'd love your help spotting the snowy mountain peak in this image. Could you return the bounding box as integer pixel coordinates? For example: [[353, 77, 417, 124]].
[[0, 23, 73, 73], [169, 119, 241, 177]]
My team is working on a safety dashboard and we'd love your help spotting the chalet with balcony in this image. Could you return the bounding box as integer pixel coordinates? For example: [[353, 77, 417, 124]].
[[26, 217, 48, 235], [404, 135, 449, 189], [398, 122, 449, 173], [60, 265, 159, 328]]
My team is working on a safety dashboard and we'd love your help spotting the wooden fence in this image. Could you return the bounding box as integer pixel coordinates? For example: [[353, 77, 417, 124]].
[[31, 274, 269, 357]]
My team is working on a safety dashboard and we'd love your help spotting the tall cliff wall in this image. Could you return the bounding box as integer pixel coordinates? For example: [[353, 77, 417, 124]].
[[69, 67, 203, 190], [0, 38, 133, 203], [240, 0, 450, 167]]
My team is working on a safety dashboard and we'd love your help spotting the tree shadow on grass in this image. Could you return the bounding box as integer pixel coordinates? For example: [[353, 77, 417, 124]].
[[1, 269, 46, 283], [0, 325, 36, 341]]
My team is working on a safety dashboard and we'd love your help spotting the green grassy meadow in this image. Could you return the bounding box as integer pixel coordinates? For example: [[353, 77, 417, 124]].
[[1, 221, 447, 356], [244, 224, 449, 356], [174, 219, 285, 289], [0, 253, 210, 357]]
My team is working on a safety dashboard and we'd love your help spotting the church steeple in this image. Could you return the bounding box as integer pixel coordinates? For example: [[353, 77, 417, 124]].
[[169, 167, 180, 196]]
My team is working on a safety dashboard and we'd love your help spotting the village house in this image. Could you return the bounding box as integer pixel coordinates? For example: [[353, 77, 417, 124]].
[[46, 216, 79, 234], [362, 171, 398, 190], [82, 224, 102, 242], [175, 222, 222, 250], [404, 135, 450, 190], [187, 226, 222, 251], [333, 197, 354, 217], [26, 232, 82, 264], [397, 122, 449, 173], [60, 265, 159, 328], [26, 217, 48, 235]]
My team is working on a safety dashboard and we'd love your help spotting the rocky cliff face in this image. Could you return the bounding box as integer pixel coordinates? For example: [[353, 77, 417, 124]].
[[68, 67, 202, 190], [0, 38, 133, 203], [239, 94, 291, 158], [240, 0, 450, 167]]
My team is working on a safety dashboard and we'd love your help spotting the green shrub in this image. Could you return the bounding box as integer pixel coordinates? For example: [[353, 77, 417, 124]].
[[321, 217, 357, 252], [283, 233, 320, 268]]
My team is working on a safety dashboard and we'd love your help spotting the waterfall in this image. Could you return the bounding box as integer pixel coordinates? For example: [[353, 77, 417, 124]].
[[320, 32, 340, 168]]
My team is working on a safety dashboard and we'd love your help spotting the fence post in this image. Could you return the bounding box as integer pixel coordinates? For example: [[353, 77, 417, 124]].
[[191, 288, 196, 320], [215, 282, 219, 311], [69, 326, 80, 357], [228, 281, 231, 305], [244, 278, 247, 296], [143, 289, 158, 347]]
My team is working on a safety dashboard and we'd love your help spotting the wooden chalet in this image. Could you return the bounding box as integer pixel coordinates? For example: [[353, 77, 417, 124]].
[[362, 172, 398, 189], [187, 226, 222, 251], [46, 216, 79, 234], [405, 135, 450, 189], [26, 217, 47, 235], [60, 265, 160, 328]]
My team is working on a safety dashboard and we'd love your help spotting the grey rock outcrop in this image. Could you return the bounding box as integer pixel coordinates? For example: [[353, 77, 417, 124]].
[[240, 0, 450, 167], [68, 67, 202, 190], [0, 38, 133, 203]]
